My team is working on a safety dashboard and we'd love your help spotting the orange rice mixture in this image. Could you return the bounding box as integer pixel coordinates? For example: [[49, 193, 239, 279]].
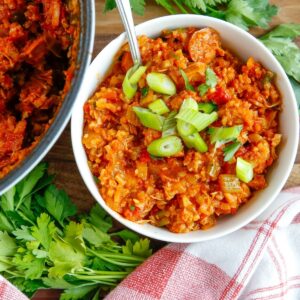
[[83, 28, 282, 233]]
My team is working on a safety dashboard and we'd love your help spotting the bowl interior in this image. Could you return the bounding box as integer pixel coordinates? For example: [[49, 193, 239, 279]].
[[71, 15, 299, 243]]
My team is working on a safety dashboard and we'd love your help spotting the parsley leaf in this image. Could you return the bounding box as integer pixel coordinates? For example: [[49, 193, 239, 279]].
[[0, 231, 16, 256], [83, 223, 111, 247], [180, 68, 195, 91], [60, 284, 99, 300], [31, 213, 56, 250], [12, 226, 35, 241], [198, 67, 218, 96], [104, 0, 145, 15], [260, 24, 300, 82], [225, 0, 278, 31], [111, 229, 140, 244], [37, 185, 77, 226], [88, 205, 112, 233]]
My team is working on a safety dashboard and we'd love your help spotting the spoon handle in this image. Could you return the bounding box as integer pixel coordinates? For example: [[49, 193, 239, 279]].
[[115, 0, 141, 65]]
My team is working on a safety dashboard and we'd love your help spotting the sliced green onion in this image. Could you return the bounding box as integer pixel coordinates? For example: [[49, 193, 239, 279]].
[[177, 120, 196, 136], [236, 157, 254, 183], [147, 136, 183, 157], [223, 141, 242, 162], [179, 69, 195, 91], [129, 66, 147, 85], [132, 107, 165, 131], [176, 109, 218, 131], [146, 72, 176, 95], [180, 98, 198, 111], [123, 64, 146, 101], [208, 125, 243, 144], [148, 99, 170, 115], [198, 102, 218, 114], [162, 111, 177, 137], [182, 132, 208, 153]]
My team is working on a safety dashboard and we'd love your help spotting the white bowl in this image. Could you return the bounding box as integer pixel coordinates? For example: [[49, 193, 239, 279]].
[[71, 15, 299, 243]]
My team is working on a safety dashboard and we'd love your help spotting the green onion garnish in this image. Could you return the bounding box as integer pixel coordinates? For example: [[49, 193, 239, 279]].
[[236, 157, 254, 183], [132, 107, 165, 131], [129, 66, 147, 85], [162, 111, 177, 137], [182, 132, 208, 153], [209, 125, 243, 144], [223, 141, 242, 162], [198, 67, 218, 96], [198, 102, 218, 114], [148, 99, 170, 115], [122, 64, 147, 100], [177, 120, 196, 136], [147, 136, 183, 157], [146, 72, 176, 95], [180, 98, 198, 111], [176, 109, 218, 132], [179, 69, 195, 92]]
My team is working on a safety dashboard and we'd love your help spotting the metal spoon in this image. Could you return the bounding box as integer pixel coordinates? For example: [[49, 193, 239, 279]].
[[115, 0, 141, 65]]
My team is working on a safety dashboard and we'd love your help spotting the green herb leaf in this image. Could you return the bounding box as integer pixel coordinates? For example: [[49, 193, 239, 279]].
[[83, 224, 111, 247], [180, 69, 195, 91], [60, 284, 99, 300], [260, 24, 300, 83], [37, 185, 77, 226], [88, 205, 112, 233], [12, 226, 35, 241], [32, 213, 56, 250], [225, 0, 278, 31], [104, 0, 145, 15], [0, 231, 16, 256], [111, 229, 140, 244]]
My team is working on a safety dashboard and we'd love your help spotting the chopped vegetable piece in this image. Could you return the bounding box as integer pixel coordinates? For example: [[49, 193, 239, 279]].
[[141, 87, 149, 97], [209, 125, 243, 144], [176, 109, 218, 131], [162, 111, 177, 137], [198, 67, 218, 96], [219, 174, 242, 193], [148, 99, 170, 115], [223, 141, 242, 162], [198, 102, 218, 114], [132, 107, 165, 131], [182, 132, 208, 153], [146, 72, 176, 95], [129, 66, 147, 85], [123, 64, 146, 100], [179, 69, 195, 91], [180, 98, 198, 111], [147, 136, 183, 157], [198, 84, 209, 96], [236, 157, 254, 183], [177, 120, 196, 136]]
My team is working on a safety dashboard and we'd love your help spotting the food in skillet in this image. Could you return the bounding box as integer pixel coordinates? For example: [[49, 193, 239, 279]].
[[83, 27, 282, 233], [0, 0, 79, 178]]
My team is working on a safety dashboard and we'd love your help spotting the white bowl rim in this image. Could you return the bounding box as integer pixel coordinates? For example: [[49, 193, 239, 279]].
[[71, 15, 299, 243]]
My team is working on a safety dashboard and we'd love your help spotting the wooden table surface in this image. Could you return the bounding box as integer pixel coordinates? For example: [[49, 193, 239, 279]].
[[36, 0, 300, 299]]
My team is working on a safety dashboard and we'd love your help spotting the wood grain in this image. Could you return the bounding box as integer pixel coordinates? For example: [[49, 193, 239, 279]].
[[34, 1, 299, 299]]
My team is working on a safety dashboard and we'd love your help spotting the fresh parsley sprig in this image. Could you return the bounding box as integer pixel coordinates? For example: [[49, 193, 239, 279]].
[[0, 164, 152, 300]]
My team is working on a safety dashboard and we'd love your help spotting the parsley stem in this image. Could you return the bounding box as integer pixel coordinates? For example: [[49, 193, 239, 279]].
[[172, 0, 188, 14]]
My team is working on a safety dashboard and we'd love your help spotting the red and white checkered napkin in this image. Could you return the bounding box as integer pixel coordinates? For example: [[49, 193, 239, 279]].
[[107, 187, 300, 300], [0, 277, 28, 300]]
